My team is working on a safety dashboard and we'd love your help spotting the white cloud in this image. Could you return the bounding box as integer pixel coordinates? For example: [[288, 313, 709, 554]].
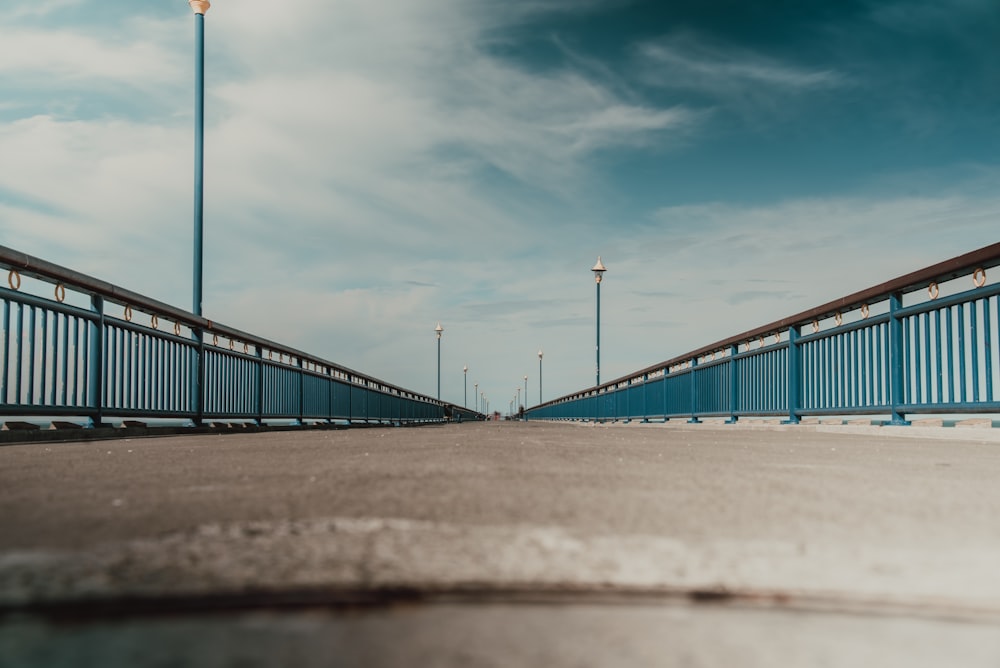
[[9, 0, 81, 21], [610, 190, 1000, 367], [637, 32, 848, 97], [0, 18, 186, 94], [1, 0, 697, 405]]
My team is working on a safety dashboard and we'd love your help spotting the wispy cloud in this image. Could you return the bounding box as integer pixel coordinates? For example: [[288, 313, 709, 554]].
[[0, 0, 698, 399], [9, 0, 81, 20], [636, 32, 848, 98]]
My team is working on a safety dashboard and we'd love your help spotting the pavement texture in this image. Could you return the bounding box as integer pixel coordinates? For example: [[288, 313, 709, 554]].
[[3, 420, 1000, 666]]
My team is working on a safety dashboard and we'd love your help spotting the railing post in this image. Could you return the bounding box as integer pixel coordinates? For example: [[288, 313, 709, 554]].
[[348, 375, 354, 423], [295, 356, 304, 426], [328, 369, 335, 424], [662, 367, 669, 422], [784, 327, 801, 424], [623, 382, 630, 423], [193, 328, 204, 426], [726, 344, 739, 423], [688, 358, 701, 423], [255, 345, 264, 426], [87, 295, 105, 428], [642, 373, 649, 423], [888, 292, 910, 425]]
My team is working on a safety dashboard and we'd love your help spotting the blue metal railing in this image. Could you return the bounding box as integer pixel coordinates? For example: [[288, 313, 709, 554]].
[[0, 246, 470, 427], [527, 243, 1000, 424]]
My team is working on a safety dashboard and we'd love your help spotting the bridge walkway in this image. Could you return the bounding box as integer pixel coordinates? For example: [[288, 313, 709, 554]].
[[3, 421, 1000, 666]]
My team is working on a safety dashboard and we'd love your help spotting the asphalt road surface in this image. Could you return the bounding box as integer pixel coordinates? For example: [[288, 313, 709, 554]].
[[3, 420, 1000, 666]]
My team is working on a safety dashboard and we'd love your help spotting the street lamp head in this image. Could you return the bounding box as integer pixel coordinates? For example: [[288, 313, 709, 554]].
[[189, 0, 211, 14], [538, 349, 543, 360], [523, 375, 528, 381], [435, 322, 443, 339], [592, 256, 607, 284], [463, 365, 468, 373]]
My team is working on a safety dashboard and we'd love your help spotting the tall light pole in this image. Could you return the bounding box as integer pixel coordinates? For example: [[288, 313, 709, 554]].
[[435, 322, 443, 399], [592, 256, 607, 386], [523, 375, 527, 417], [190, 0, 210, 316], [538, 350, 543, 405], [463, 365, 468, 407], [516, 387, 521, 415], [474, 383, 479, 412]]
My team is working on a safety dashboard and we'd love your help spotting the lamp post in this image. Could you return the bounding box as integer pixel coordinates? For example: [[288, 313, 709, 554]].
[[435, 322, 443, 400], [516, 387, 521, 416], [189, 0, 210, 317], [474, 383, 479, 412], [463, 365, 468, 407], [592, 256, 606, 386], [523, 375, 527, 418], [538, 350, 543, 405]]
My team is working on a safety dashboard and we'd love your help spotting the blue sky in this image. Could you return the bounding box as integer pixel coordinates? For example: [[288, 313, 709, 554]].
[[2, 0, 999, 411]]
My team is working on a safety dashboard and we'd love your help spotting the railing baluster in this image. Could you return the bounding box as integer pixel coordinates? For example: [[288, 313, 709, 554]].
[[39, 310, 49, 405], [987, 297, 995, 402], [933, 310, 943, 404], [958, 303, 967, 404], [946, 307, 955, 403], [913, 314, 922, 405], [1, 300, 8, 404], [15, 304, 23, 405], [27, 306, 36, 405], [971, 300, 981, 403], [88, 296, 104, 427], [921, 311, 931, 406], [851, 328, 859, 407]]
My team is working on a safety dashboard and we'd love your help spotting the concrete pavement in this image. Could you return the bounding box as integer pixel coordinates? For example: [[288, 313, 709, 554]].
[[3, 420, 1000, 666]]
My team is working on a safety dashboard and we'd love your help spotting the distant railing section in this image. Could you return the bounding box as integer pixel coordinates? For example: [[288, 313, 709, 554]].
[[527, 243, 1000, 425], [0, 245, 470, 427]]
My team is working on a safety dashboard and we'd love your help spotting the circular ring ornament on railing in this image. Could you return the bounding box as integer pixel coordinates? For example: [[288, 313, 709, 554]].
[[268, 350, 273, 360], [7, 270, 20, 291], [775, 332, 781, 344], [54, 283, 66, 303], [243, 342, 249, 354], [812, 320, 820, 333], [973, 267, 987, 288], [213, 334, 219, 346], [124, 305, 133, 322], [928, 282, 940, 300], [835, 312, 843, 326], [758, 335, 765, 348], [861, 304, 870, 319], [229, 339, 235, 351], [150, 314, 159, 330], [745, 340, 751, 352], [174, 322, 181, 336]]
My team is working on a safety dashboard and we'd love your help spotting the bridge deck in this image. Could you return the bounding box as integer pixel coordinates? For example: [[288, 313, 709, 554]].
[[3, 422, 1000, 666]]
